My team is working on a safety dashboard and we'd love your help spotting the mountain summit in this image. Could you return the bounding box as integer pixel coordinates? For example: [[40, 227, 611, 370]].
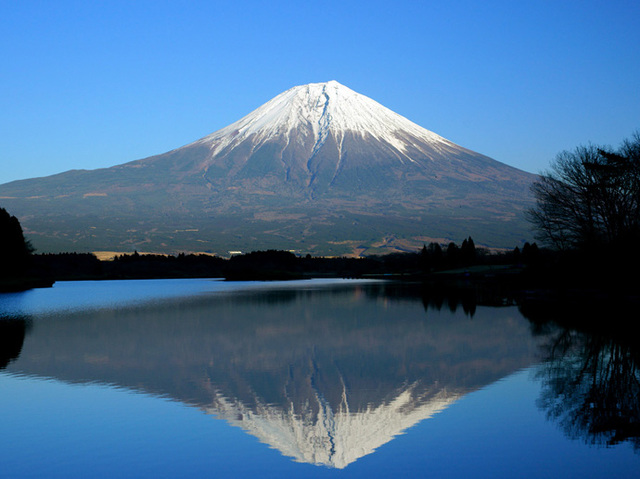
[[0, 81, 536, 255], [189, 80, 492, 194], [198, 80, 454, 169]]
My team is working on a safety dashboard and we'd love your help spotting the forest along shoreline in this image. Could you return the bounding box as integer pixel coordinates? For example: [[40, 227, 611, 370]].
[[5, 243, 638, 303], [2, 241, 639, 348], [2, 247, 638, 363]]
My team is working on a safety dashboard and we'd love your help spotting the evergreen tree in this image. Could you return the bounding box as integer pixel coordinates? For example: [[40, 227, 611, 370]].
[[521, 242, 539, 265], [0, 207, 33, 277], [461, 236, 476, 265], [420, 244, 430, 272], [446, 242, 460, 268], [428, 242, 444, 270], [513, 246, 522, 264]]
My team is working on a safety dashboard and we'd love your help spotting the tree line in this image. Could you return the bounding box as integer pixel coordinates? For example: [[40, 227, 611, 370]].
[[4, 239, 540, 285], [0, 201, 543, 288]]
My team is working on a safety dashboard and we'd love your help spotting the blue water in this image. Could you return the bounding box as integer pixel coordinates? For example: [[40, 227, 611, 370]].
[[0, 277, 361, 317], [0, 279, 638, 478]]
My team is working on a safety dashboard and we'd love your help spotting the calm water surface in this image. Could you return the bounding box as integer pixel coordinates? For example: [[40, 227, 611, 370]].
[[0, 278, 638, 478]]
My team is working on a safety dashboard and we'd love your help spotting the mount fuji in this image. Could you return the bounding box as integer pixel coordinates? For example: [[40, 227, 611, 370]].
[[0, 81, 536, 255]]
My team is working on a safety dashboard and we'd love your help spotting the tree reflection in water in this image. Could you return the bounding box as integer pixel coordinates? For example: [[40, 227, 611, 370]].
[[0, 316, 30, 370], [365, 281, 518, 319], [523, 301, 640, 451]]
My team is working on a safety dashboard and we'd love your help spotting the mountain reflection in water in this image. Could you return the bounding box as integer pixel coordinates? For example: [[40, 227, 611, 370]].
[[2, 280, 637, 468]]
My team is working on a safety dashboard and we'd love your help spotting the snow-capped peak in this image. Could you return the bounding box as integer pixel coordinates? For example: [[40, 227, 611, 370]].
[[196, 81, 451, 155], [206, 382, 461, 469]]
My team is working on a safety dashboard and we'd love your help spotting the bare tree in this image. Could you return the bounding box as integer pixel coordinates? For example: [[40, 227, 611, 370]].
[[528, 133, 640, 250]]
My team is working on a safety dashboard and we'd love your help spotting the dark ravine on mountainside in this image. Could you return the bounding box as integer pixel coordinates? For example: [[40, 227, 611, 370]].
[[0, 81, 536, 256]]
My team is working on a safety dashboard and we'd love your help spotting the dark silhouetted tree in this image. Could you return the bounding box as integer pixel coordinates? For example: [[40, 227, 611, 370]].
[[428, 242, 444, 270], [0, 207, 33, 278], [460, 236, 476, 265], [420, 244, 429, 272], [513, 246, 522, 264], [446, 242, 460, 268], [528, 132, 640, 251], [521, 242, 539, 265], [418, 242, 446, 272]]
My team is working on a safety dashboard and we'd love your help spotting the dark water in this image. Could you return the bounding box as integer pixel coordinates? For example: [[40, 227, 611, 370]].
[[0, 279, 638, 478]]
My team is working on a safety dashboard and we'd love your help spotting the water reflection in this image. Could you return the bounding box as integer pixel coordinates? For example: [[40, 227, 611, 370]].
[[522, 301, 640, 451], [370, 281, 517, 317], [2, 281, 545, 468], [0, 316, 30, 369]]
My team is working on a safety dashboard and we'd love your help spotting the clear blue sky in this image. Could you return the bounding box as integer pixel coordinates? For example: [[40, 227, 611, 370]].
[[1, 0, 639, 185]]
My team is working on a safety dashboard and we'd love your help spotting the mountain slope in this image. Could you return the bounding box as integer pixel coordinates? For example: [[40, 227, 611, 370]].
[[0, 81, 536, 255]]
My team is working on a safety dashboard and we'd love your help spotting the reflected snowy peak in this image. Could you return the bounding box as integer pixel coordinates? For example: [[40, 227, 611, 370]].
[[208, 383, 459, 468]]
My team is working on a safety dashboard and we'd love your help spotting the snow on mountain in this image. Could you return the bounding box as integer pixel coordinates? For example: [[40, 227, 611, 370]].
[[196, 80, 451, 160], [206, 381, 461, 469], [201, 80, 447, 143]]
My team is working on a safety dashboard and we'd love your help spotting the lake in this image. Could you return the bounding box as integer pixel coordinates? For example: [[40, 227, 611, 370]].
[[1, 278, 638, 478]]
